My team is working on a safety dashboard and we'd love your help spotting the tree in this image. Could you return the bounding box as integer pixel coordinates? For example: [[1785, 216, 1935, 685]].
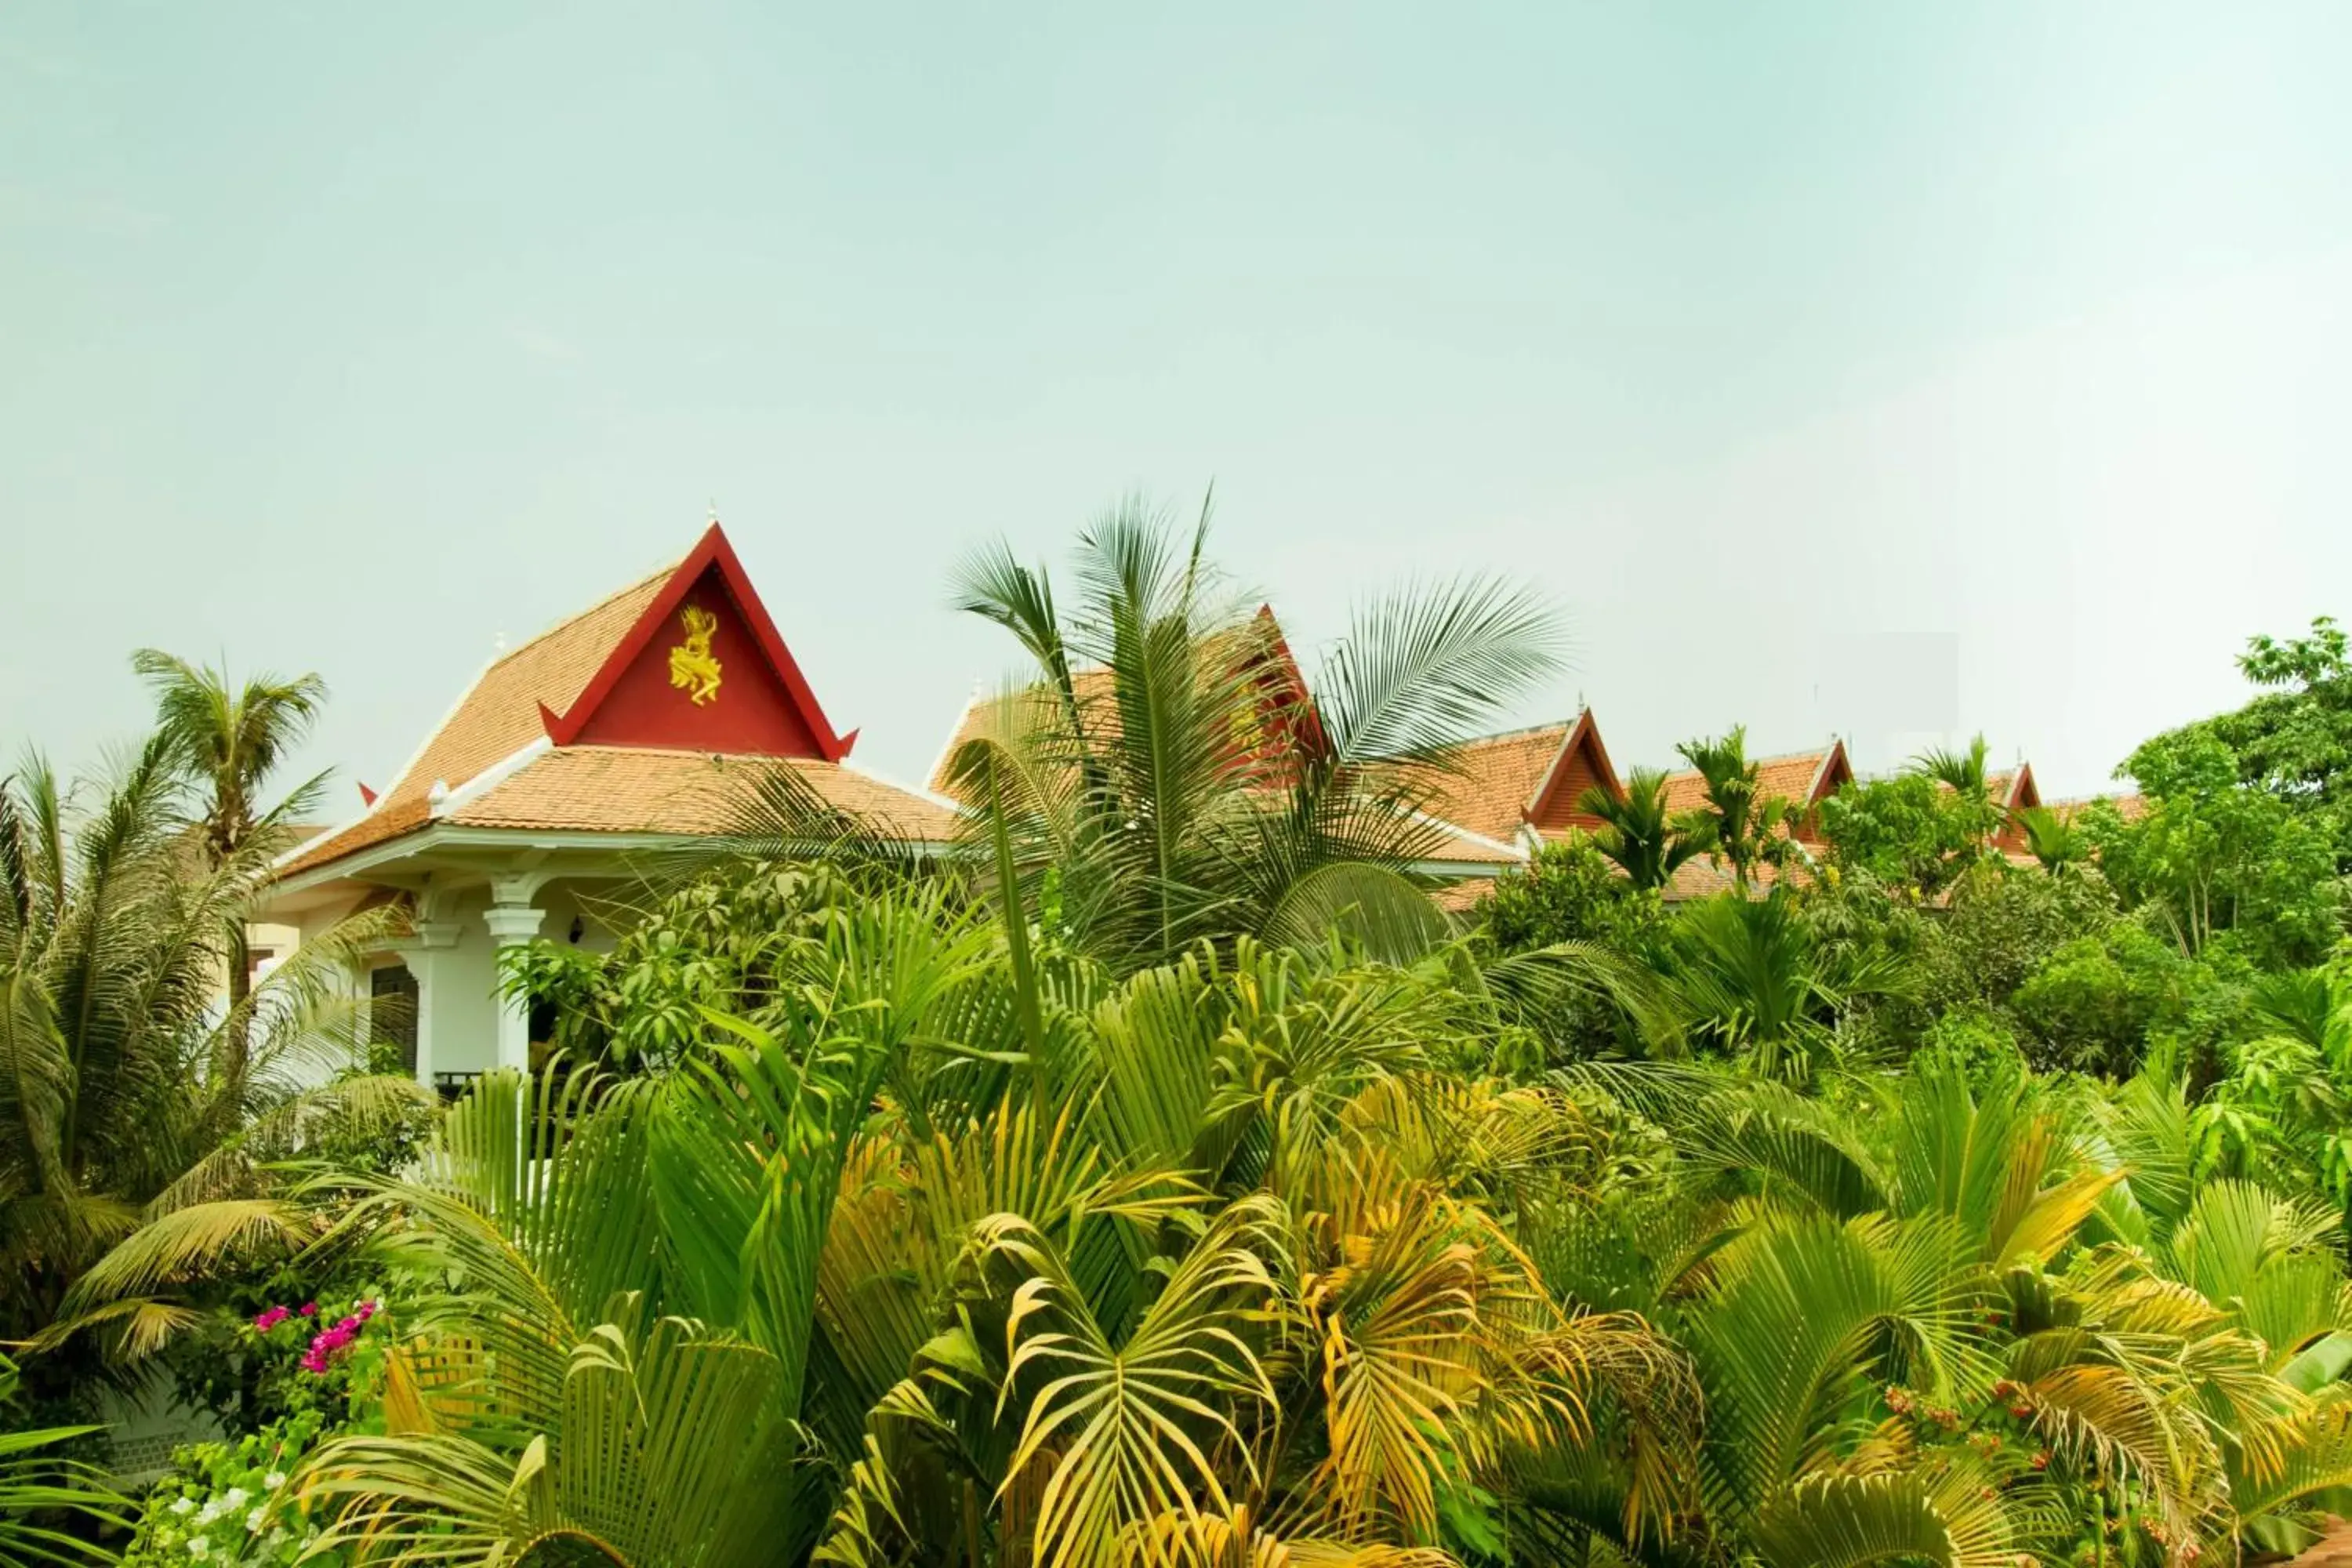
[[1, 742, 426, 1406], [2147, 615, 2352, 869], [943, 496, 1566, 970], [289, 913, 1691, 1568], [1671, 726, 1797, 895], [1908, 732, 2003, 856], [1666, 889, 1913, 1082], [1817, 774, 1980, 897], [1577, 764, 1700, 891], [0, 1351, 126, 1566], [132, 650, 328, 1008], [2096, 730, 2344, 967], [2009, 803, 2089, 875]]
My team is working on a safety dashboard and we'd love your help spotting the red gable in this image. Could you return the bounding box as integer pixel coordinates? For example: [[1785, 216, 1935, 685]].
[[540, 523, 852, 760]]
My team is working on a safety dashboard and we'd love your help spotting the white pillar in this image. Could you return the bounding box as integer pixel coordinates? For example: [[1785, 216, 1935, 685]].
[[484, 877, 548, 1075]]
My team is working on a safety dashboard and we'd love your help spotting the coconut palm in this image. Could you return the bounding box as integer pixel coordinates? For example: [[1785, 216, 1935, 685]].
[[0, 741, 426, 1402], [944, 496, 1566, 971], [132, 650, 328, 1008], [1578, 767, 1701, 891]]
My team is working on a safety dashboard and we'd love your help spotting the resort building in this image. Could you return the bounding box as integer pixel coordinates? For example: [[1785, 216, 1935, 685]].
[[254, 524, 957, 1094]]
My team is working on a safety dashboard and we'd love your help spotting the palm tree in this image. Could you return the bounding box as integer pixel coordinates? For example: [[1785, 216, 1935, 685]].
[[2008, 803, 2088, 875], [284, 903, 1686, 1568], [1909, 733, 2004, 858], [1666, 891, 1914, 1082], [1578, 765, 1701, 891], [132, 650, 328, 1008], [1, 742, 426, 1403], [944, 496, 1566, 970], [1672, 727, 1795, 895]]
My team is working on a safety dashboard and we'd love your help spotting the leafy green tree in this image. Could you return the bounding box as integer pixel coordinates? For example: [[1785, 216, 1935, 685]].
[[2009, 920, 2254, 1080], [1671, 726, 1797, 895], [1577, 765, 1700, 891], [1817, 773, 1980, 896], [2096, 730, 2344, 967], [1909, 732, 2004, 855], [1477, 836, 1672, 1060], [2145, 615, 2352, 869]]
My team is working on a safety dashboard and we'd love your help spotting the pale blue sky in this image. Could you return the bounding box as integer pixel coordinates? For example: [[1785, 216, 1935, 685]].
[[5, 4, 2350, 804]]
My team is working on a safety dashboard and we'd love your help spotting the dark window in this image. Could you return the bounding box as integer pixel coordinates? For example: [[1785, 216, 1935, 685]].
[[369, 964, 419, 1074]]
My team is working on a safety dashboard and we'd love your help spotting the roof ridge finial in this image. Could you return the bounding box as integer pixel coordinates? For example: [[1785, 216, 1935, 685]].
[[707, 497, 720, 526]]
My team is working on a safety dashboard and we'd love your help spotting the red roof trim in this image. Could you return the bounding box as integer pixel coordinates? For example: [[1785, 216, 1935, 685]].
[[1250, 604, 1329, 758], [1525, 709, 1624, 823], [542, 523, 851, 761]]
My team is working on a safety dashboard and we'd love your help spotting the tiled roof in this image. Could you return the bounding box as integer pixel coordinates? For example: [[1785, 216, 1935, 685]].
[[1421, 721, 1570, 844], [1657, 747, 1842, 818], [283, 563, 677, 875], [445, 746, 960, 840], [2050, 792, 2149, 822]]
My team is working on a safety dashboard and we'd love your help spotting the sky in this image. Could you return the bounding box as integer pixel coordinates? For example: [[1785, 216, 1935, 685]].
[[5, 3, 2351, 810]]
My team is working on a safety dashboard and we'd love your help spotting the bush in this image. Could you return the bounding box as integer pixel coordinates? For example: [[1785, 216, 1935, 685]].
[[1477, 837, 1671, 1060], [121, 1294, 392, 1568]]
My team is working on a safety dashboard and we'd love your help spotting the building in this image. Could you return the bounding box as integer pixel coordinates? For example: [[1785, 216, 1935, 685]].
[[255, 524, 958, 1094]]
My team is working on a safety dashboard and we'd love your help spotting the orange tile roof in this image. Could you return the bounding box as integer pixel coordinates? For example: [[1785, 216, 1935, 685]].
[[1420, 721, 1570, 844], [284, 563, 677, 875], [445, 746, 959, 840]]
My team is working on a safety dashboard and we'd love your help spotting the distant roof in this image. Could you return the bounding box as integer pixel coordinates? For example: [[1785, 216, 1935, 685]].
[[1420, 720, 1572, 844]]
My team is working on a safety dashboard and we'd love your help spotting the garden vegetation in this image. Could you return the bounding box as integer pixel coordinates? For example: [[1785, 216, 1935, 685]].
[[8, 513, 2352, 1568]]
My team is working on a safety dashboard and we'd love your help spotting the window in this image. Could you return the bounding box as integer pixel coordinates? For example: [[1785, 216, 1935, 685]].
[[368, 964, 419, 1074]]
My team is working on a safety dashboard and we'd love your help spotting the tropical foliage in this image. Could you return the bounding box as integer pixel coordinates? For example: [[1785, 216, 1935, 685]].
[[0, 663, 430, 1415], [17, 544, 2352, 1568]]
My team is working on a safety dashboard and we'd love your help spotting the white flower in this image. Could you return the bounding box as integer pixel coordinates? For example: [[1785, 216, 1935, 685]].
[[248, 1508, 270, 1533], [223, 1487, 249, 1507], [197, 1500, 224, 1524], [187, 1538, 210, 1558], [263, 1472, 286, 1490], [171, 1497, 198, 1516]]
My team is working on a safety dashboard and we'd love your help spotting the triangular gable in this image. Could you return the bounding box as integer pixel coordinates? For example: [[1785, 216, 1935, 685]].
[[1235, 604, 1327, 764], [542, 524, 852, 761], [2003, 762, 2040, 814], [1803, 739, 1855, 806], [1790, 739, 1853, 842], [1525, 710, 1624, 834]]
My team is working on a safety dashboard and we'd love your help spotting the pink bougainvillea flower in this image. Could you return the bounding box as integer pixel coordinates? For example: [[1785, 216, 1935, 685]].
[[299, 1302, 318, 1318]]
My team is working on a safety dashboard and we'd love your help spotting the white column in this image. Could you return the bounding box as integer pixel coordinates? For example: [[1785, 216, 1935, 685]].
[[484, 876, 548, 1074]]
